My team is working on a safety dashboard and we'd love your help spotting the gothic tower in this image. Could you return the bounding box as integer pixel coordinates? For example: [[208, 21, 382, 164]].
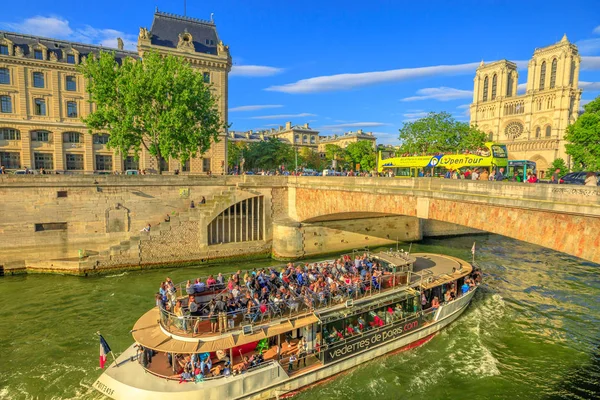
[[470, 35, 582, 177]]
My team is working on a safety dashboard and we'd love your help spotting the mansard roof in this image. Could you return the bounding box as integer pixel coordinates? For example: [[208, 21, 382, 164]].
[[0, 31, 138, 63], [149, 11, 219, 55]]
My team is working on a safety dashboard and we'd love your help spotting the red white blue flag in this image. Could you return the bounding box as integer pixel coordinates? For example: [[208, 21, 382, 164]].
[[471, 242, 476, 255], [99, 335, 112, 369]]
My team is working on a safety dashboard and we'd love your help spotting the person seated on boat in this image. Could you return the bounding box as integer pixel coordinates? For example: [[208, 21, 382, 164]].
[[431, 296, 440, 310], [185, 280, 194, 295], [208, 299, 218, 333], [206, 275, 217, 288], [216, 272, 224, 287], [394, 304, 404, 320], [461, 280, 470, 295], [444, 289, 452, 303], [468, 277, 477, 289], [179, 363, 193, 383]]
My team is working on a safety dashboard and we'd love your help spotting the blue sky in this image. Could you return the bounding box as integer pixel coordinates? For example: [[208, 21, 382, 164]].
[[2, 0, 600, 144]]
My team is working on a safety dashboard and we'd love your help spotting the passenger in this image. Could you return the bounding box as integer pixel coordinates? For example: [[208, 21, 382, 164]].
[[431, 297, 440, 310], [461, 280, 470, 294], [288, 354, 296, 372], [208, 299, 218, 333]]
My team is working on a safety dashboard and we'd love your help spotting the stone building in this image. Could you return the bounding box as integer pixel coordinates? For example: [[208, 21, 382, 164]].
[[469, 35, 581, 177], [317, 129, 376, 153], [229, 122, 319, 148], [0, 10, 231, 174]]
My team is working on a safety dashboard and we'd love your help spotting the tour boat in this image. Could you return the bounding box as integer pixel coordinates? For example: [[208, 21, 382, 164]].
[[93, 251, 480, 399]]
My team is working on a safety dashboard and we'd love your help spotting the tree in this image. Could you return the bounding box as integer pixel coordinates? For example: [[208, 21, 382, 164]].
[[550, 158, 568, 174], [81, 50, 226, 172], [299, 147, 326, 171], [345, 140, 377, 172], [324, 144, 346, 170], [227, 141, 248, 172], [398, 112, 487, 155], [565, 96, 600, 171], [243, 138, 295, 171]]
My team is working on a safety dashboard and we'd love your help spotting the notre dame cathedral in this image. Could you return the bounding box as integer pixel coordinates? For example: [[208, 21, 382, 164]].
[[469, 34, 582, 177]]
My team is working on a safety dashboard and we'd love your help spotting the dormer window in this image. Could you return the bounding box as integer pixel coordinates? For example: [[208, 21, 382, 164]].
[[0, 45, 8, 55], [67, 54, 76, 64], [34, 50, 43, 60], [205, 39, 215, 46]]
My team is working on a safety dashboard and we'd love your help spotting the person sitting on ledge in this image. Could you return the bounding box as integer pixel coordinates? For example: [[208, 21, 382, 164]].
[[140, 224, 151, 232]]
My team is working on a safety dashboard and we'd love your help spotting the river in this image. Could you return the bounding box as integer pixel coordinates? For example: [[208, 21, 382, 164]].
[[0, 234, 599, 400]]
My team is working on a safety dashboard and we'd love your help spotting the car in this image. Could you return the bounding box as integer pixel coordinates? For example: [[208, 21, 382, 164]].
[[12, 170, 28, 175], [559, 171, 599, 185], [125, 170, 139, 175]]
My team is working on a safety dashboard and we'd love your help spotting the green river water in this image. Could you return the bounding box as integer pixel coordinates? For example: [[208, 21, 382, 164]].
[[1, 234, 599, 400]]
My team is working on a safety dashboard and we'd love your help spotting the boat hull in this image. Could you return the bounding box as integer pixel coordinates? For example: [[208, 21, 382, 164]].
[[93, 289, 476, 400]]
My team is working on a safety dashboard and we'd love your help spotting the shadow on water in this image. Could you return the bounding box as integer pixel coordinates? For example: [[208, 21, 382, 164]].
[[545, 343, 600, 400]]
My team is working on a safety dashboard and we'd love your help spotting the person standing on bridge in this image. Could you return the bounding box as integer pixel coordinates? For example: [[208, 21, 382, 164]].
[[495, 168, 506, 181]]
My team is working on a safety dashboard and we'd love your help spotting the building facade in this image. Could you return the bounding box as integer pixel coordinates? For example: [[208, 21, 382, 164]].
[[229, 122, 319, 148], [0, 10, 231, 174], [317, 129, 376, 153], [469, 35, 582, 177]]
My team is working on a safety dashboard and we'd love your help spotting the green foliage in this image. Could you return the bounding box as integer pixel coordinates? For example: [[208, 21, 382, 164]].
[[565, 96, 600, 171], [227, 141, 248, 171], [80, 51, 226, 172], [345, 140, 376, 172], [324, 144, 347, 170], [299, 147, 327, 171], [243, 138, 295, 171], [398, 112, 487, 154], [550, 158, 568, 174]]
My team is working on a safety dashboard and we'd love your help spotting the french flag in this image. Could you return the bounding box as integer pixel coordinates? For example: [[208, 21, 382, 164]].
[[99, 335, 112, 369]]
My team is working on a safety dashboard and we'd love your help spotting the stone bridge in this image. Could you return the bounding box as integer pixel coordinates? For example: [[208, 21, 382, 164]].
[[0, 175, 598, 274]]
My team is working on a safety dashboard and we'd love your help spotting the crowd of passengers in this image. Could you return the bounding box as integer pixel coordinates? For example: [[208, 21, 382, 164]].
[[156, 253, 399, 333]]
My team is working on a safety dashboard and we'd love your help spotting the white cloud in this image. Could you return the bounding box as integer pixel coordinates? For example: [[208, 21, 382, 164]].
[[403, 111, 429, 119], [581, 99, 592, 107], [457, 104, 470, 109], [0, 15, 137, 51], [580, 81, 600, 91], [517, 82, 527, 94], [229, 105, 284, 112], [370, 131, 399, 145], [250, 113, 316, 120], [319, 122, 389, 129], [266, 62, 481, 94], [576, 38, 600, 56], [401, 87, 472, 102], [593, 26, 600, 35], [230, 65, 284, 77], [582, 56, 600, 70]]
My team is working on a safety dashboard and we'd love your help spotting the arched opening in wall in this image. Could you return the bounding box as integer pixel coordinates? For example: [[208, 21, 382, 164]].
[[539, 61, 546, 90], [208, 196, 264, 245], [482, 76, 489, 101], [530, 154, 548, 178], [545, 126, 552, 137], [550, 59, 557, 89], [491, 74, 497, 100]]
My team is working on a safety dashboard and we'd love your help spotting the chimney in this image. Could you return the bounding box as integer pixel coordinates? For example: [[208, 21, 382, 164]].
[[279, 125, 283, 131], [357, 129, 363, 134], [285, 121, 292, 130], [303, 122, 309, 129], [117, 37, 124, 50]]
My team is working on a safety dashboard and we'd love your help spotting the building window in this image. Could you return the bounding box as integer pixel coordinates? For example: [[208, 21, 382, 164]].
[[0, 151, 21, 169], [310, 136, 316, 143], [34, 98, 47, 116], [34, 50, 43, 60], [491, 74, 497, 100], [181, 159, 190, 172], [550, 59, 557, 89], [482, 76, 489, 101], [295, 134, 300, 143], [0, 45, 8, 55], [34, 152, 53, 169], [569, 60, 576, 85], [0, 68, 9, 84], [65, 76, 76, 91], [506, 73, 513, 97], [203, 72, 210, 83], [545, 126, 551, 137], [67, 101, 78, 118], [539, 61, 546, 90], [31, 130, 51, 142], [0, 95, 11, 113], [202, 158, 211, 172], [535, 127, 541, 138], [67, 54, 76, 64], [63, 132, 80, 143], [33, 72, 45, 88], [35, 222, 67, 232], [93, 134, 110, 144], [303, 135, 307, 143], [124, 156, 138, 171], [66, 153, 84, 170], [95, 155, 112, 171], [0, 128, 21, 140]]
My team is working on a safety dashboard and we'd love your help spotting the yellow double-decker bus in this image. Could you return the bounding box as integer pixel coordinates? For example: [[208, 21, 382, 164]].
[[377, 142, 508, 177]]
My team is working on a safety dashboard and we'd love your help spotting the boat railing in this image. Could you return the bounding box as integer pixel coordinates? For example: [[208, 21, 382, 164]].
[[141, 358, 279, 382], [158, 270, 413, 338]]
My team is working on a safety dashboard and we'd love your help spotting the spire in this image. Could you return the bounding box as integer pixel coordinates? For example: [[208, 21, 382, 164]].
[[479, 59, 484, 67], [560, 33, 568, 43]]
